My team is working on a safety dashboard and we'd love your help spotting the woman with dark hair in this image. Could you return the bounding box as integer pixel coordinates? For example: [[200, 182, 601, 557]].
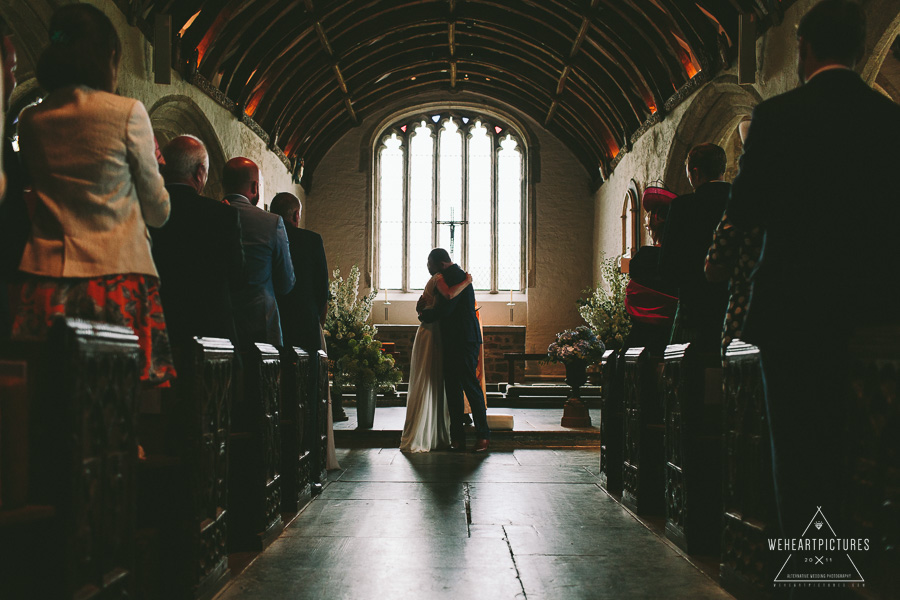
[[11, 4, 175, 384], [623, 186, 679, 352]]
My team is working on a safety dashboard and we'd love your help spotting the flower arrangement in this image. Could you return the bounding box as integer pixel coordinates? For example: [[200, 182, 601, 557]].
[[323, 264, 377, 366], [547, 326, 605, 365], [577, 254, 632, 351], [337, 334, 403, 391]]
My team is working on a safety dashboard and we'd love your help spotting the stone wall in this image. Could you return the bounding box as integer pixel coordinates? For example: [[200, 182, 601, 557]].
[[5, 0, 305, 211], [376, 325, 526, 384], [591, 0, 827, 281]]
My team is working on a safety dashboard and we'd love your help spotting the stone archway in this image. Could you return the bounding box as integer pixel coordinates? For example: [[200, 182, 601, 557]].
[[859, 0, 900, 103], [148, 95, 227, 200], [663, 75, 763, 194], [860, 0, 900, 87]]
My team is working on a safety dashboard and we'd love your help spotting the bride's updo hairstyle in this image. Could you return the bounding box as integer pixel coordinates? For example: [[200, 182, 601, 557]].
[[36, 4, 121, 94]]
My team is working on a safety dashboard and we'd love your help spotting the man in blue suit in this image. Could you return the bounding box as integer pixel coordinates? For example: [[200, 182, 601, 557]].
[[223, 157, 295, 348], [419, 248, 490, 452]]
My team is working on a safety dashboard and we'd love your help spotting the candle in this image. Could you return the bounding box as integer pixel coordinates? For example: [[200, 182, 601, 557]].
[[510, 289, 513, 303], [384, 288, 388, 303]]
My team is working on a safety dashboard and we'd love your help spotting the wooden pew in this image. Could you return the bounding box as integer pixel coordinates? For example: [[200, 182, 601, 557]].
[[719, 340, 777, 599], [661, 342, 723, 553], [845, 327, 900, 599], [137, 337, 235, 600], [598, 349, 624, 495], [228, 343, 284, 551], [1, 318, 141, 598], [622, 346, 665, 515], [279, 346, 313, 512], [308, 349, 329, 491]]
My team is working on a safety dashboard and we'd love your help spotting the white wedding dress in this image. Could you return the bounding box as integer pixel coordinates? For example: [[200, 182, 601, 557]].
[[399, 275, 451, 452]]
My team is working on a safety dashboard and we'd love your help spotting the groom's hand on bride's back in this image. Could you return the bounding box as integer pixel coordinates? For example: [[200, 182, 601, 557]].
[[416, 296, 427, 314]]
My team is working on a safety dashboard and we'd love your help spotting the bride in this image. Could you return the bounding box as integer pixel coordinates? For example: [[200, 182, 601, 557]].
[[399, 270, 473, 452]]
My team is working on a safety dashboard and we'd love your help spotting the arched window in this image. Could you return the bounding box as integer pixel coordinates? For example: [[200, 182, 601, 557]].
[[375, 112, 525, 291], [621, 181, 640, 258]]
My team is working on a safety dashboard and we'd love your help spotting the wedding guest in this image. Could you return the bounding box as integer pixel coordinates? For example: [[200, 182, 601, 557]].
[[270, 192, 328, 352], [0, 16, 26, 340], [151, 135, 244, 345], [726, 0, 900, 536], [11, 4, 174, 383], [269, 191, 342, 469], [224, 157, 295, 347], [624, 185, 678, 353], [659, 143, 730, 353], [704, 120, 762, 357]]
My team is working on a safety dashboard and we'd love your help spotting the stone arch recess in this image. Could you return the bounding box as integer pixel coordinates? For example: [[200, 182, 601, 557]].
[[663, 75, 763, 195], [860, 0, 900, 86], [148, 95, 227, 201]]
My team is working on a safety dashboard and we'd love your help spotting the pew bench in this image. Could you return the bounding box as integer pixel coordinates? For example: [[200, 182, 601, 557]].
[[622, 346, 665, 515], [598, 349, 624, 495], [1, 318, 142, 598], [137, 336, 235, 600]]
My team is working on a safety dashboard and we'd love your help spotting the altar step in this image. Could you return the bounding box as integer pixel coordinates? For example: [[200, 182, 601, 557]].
[[333, 407, 602, 449], [337, 384, 600, 408]]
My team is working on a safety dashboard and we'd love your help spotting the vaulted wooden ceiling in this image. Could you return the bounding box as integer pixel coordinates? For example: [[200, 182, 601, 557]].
[[120, 0, 794, 188]]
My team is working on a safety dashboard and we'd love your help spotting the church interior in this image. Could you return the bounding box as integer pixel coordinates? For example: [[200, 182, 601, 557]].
[[0, 0, 899, 598]]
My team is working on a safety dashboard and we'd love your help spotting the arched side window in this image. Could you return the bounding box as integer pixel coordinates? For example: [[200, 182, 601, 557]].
[[375, 112, 525, 292], [621, 181, 640, 259]]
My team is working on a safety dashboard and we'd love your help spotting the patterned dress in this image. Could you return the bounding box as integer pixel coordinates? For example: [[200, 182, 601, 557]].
[[705, 212, 763, 356], [12, 274, 177, 385]]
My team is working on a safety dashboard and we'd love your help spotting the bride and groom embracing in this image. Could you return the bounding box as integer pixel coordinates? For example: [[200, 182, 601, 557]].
[[399, 248, 491, 453]]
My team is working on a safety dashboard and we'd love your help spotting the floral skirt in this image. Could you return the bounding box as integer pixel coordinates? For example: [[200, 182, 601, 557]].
[[11, 273, 177, 385]]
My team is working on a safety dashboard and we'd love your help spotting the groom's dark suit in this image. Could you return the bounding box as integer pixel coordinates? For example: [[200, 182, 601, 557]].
[[419, 264, 490, 441]]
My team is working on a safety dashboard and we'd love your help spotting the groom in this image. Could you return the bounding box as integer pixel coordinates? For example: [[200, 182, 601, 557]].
[[418, 248, 491, 452]]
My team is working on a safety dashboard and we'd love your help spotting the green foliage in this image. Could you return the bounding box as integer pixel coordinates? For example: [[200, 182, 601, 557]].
[[577, 254, 632, 351], [336, 334, 403, 391], [323, 265, 400, 389]]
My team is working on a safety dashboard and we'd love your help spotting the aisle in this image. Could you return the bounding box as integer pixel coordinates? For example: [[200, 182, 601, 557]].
[[217, 448, 733, 600]]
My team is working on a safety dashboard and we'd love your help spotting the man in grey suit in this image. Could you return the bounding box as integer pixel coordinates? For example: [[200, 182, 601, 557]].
[[223, 157, 295, 348]]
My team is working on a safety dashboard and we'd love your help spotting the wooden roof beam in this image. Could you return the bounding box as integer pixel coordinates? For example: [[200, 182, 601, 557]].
[[547, 0, 599, 126], [448, 0, 457, 89], [305, 0, 358, 125]]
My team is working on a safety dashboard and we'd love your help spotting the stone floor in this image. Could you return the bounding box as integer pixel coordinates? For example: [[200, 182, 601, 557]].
[[216, 447, 734, 600]]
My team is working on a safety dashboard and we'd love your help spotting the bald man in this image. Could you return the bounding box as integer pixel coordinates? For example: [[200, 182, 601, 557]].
[[270, 192, 328, 352], [150, 135, 244, 344], [224, 157, 295, 347]]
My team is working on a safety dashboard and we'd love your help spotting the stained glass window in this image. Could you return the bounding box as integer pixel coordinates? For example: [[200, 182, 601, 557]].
[[375, 113, 525, 292]]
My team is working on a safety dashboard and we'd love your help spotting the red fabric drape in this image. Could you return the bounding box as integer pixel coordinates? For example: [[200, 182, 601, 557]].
[[624, 279, 678, 325]]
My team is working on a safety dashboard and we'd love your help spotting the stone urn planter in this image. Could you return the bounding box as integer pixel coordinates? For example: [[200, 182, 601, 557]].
[[355, 386, 377, 429], [561, 359, 592, 427]]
